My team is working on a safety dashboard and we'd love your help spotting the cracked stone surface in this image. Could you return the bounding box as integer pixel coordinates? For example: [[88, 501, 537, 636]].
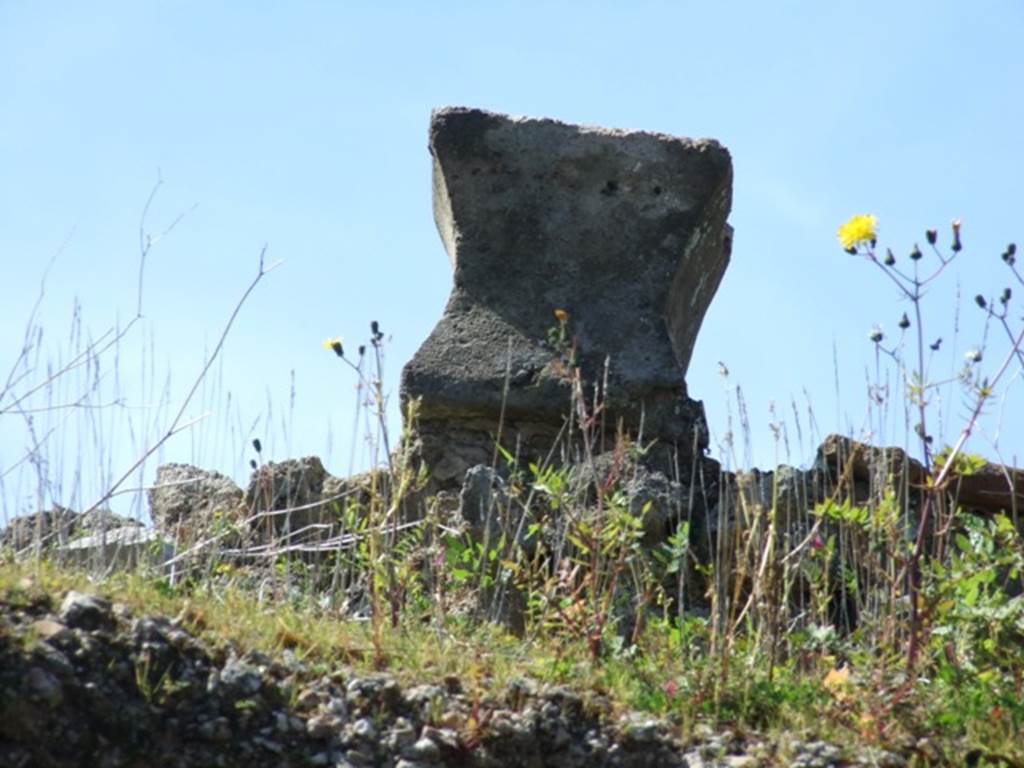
[[402, 107, 733, 484]]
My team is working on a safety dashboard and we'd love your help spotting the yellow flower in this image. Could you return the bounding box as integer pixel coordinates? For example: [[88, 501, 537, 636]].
[[553, 308, 569, 324], [838, 214, 878, 251], [322, 336, 344, 357], [823, 665, 854, 702], [823, 665, 851, 690]]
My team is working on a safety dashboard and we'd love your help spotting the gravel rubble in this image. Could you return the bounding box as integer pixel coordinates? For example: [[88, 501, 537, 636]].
[[0, 585, 909, 767]]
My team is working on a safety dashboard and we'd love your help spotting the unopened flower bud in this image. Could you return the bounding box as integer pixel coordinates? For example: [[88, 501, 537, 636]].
[[966, 349, 983, 364], [884, 249, 896, 266], [910, 245, 922, 261], [930, 338, 942, 351], [253, 438, 262, 454], [926, 229, 937, 245], [869, 327, 884, 343], [975, 295, 987, 309], [1001, 288, 1012, 305], [249, 459, 258, 470], [899, 313, 910, 330]]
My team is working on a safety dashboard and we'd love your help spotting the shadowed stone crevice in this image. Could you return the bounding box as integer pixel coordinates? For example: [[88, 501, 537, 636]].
[[403, 106, 734, 486]]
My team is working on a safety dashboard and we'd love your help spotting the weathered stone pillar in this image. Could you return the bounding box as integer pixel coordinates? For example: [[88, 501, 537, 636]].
[[402, 107, 733, 485]]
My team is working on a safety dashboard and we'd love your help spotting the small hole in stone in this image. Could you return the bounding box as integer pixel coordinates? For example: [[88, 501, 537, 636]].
[[600, 180, 619, 196], [653, 186, 662, 196]]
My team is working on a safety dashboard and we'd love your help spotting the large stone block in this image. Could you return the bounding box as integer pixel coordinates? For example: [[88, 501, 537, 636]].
[[402, 108, 733, 485], [58, 526, 175, 573], [0, 506, 132, 553], [149, 463, 244, 543]]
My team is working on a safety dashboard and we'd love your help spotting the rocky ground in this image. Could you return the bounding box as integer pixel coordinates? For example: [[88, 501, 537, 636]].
[[0, 579, 914, 768]]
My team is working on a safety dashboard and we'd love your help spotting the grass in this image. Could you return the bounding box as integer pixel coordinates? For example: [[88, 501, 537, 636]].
[[4, 540, 1021, 764], [0, 558, 835, 733], [3, 201, 1024, 765]]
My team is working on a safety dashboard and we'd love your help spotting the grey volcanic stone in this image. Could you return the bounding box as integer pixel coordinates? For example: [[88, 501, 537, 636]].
[[568, 454, 695, 545], [244, 456, 334, 538], [458, 465, 506, 539], [149, 463, 244, 541], [1, 506, 138, 554], [59, 591, 114, 632], [402, 107, 733, 485]]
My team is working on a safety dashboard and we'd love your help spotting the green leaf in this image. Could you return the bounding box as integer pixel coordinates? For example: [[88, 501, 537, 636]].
[[995, 514, 1016, 536], [955, 533, 972, 554]]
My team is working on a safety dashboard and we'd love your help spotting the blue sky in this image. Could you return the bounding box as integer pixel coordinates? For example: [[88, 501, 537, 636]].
[[2, 2, 1023, 521]]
